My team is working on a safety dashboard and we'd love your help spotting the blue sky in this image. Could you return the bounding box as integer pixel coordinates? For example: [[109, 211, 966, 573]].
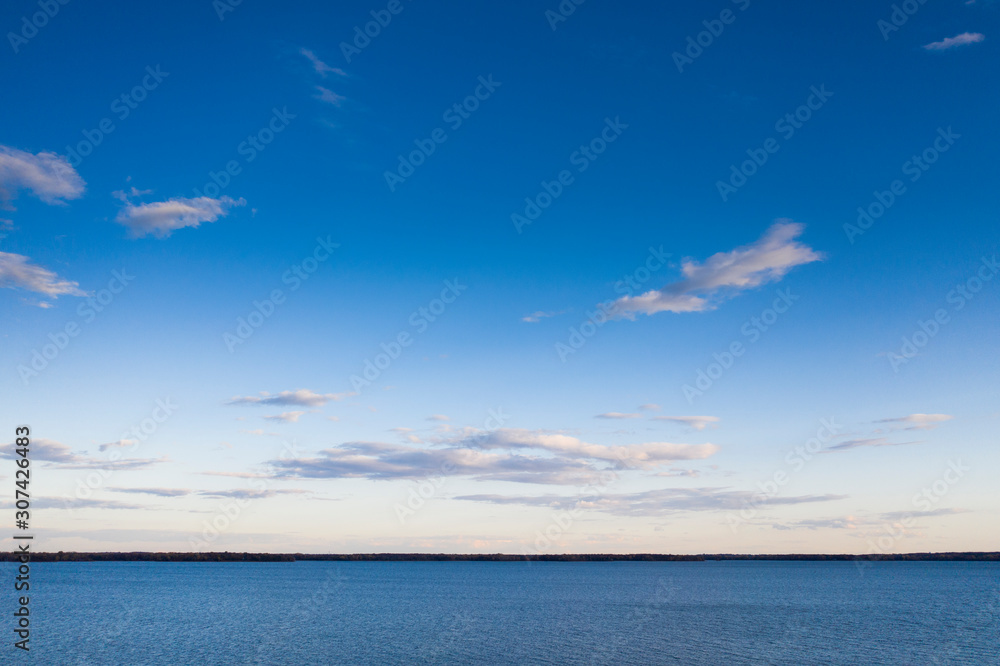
[[1, 0, 998, 554]]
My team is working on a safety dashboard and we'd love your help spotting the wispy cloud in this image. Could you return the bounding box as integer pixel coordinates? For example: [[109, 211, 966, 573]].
[[771, 516, 859, 530], [300, 48, 346, 77], [0, 438, 79, 463], [264, 411, 306, 423], [466, 429, 719, 469], [228, 389, 355, 407], [0, 145, 85, 206], [875, 413, 952, 431], [923, 32, 985, 50], [113, 192, 245, 238], [609, 221, 822, 318], [0, 498, 146, 511], [522, 310, 567, 323], [267, 428, 719, 485], [651, 416, 721, 431], [98, 439, 137, 452], [457, 487, 845, 517], [198, 489, 308, 500], [878, 508, 969, 522], [0, 251, 87, 298], [314, 86, 346, 107], [595, 412, 641, 420], [108, 487, 192, 497], [0, 438, 166, 470], [638, 404, 661, 412], [824, 437, 919, 452]]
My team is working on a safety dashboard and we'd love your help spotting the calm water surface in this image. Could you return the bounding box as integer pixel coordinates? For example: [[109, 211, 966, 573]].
[[4, 560, 998, 664]]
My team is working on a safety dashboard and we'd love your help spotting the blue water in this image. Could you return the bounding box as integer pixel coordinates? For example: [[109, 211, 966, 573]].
[[3, 561, 997, 664]]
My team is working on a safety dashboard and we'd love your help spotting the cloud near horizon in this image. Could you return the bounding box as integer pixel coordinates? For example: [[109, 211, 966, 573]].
[[0, 251, 87, 298], [609, 221, 822, 318], [0, 145, 85, 206], [923, 32, 985, 51], [456, 487, 846, 518], [114, 193, 245, 238]]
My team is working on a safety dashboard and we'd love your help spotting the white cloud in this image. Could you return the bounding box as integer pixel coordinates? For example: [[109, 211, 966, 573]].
[[609, 221, 822, 318], [268, 428, 719, 485], [0, 251, 86, 298], [469, 429, 718, 470], [824, 437, 919, 452], [638, 404, 661, 412], [98, 439, 138, 452], [114, 193, 245, 238], [228, 389, 355, 407], [457, 487, 845, 517], [314, 86, 346, 107], [109, 487, 192, 497], [0, 438, 79, 463], [300, 48, 346, 77], [522, 310, 567, 323], [427, 414, 450, 421], [0, 145, 85, 206], [0, 438, 165, 470], [875, 414, 953, 431], [595, 412, 641, 420], [923, 32, 985, 50], [264, 411, 306, 423], [651, 416, 721, 431]]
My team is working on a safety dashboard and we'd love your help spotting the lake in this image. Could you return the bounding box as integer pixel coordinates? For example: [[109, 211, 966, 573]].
[[5, 560, 998, 664]]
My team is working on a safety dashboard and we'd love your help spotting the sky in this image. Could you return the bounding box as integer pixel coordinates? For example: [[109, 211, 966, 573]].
[[0, 0, 998, 555]]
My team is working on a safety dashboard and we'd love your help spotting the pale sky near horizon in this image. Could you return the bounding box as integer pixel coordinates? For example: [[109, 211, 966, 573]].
[[1, 0, 998, 554]]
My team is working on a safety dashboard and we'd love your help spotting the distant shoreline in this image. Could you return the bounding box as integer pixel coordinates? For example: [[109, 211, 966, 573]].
[[4, 552, 999, 562]]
